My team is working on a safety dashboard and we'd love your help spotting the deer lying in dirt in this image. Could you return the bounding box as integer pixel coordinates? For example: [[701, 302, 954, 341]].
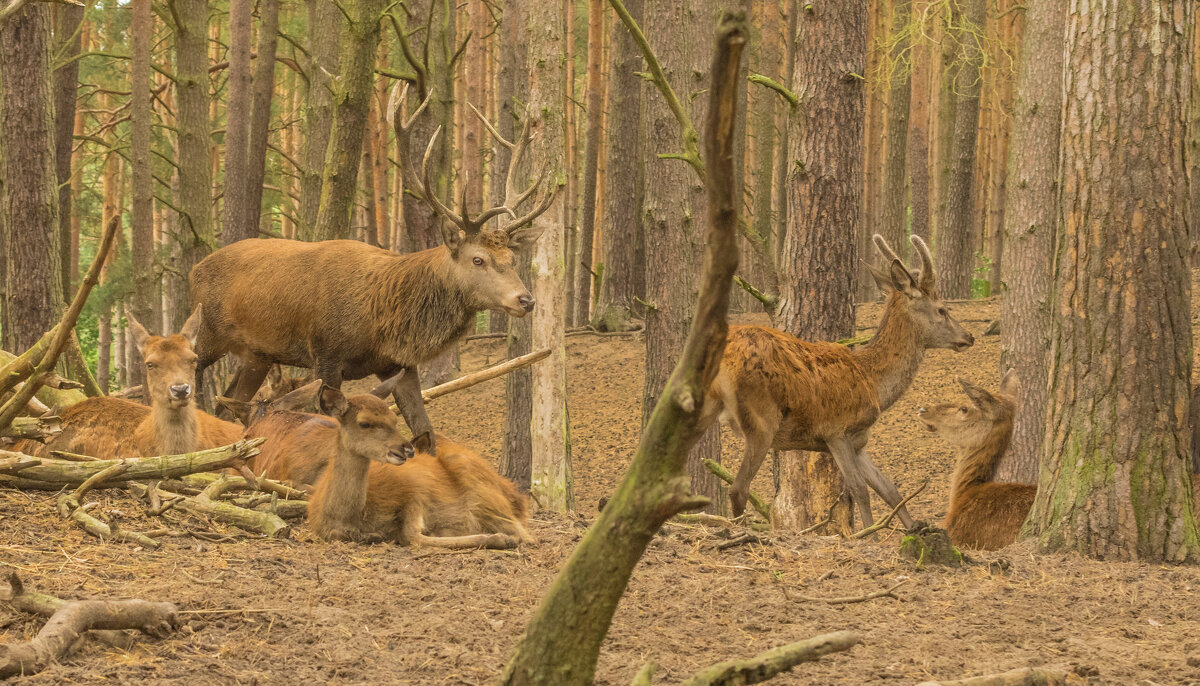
[[221, 375, 532, 548], [702, 234, 975, 527], [188, 91, 554, 455], [917, 371, 1035, 550], [16, 307, 242, 459]]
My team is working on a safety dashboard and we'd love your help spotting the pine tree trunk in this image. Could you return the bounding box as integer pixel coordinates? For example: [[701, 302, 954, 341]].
[[880, 0, 910, 255], [221, 0, 253, 243], [170, 0, 213, 331], [562, 0, 578, 329], [128, 0, 155, 394], [771, 0, 796, 261], [575, 0, 606, 327], [747, 0, 781, 296], [53, 4, 84, 300], [1027, 0, 1198, 562], [906, 0, 931, 243], [1, 3, 64, 352], [931, 1, 958, 245], [996, 1, 1059, 485], [642, 1, 726, 515], [772, 0, 865, 534], [243, 0, 280, 237], [97, 306, 112, 392], [934, 0, 984, 299], [524, 0, 574, 512], [299, 0, 340, 239]]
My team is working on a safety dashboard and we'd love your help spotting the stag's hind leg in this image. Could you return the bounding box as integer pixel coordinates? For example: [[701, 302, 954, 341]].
[[826, 437, 875, 529], [855, 448, 915, 529]]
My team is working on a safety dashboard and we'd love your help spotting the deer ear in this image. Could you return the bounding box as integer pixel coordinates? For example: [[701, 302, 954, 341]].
[[888, 259, 922, 298], [998, 368, 1021, 399], [216, 396, 253, 426], [444, 228, 467, 255], [508, 224, 545, 250], [271, 379, 323, 413], [180, 304, 203, 347], [369, 369, 406, 398], [865, 261, 894, 294], [411, 430, 435, 455], [958, 377, 999, 412], [317, 385, 349, 418], [126, 312, 153, 355]]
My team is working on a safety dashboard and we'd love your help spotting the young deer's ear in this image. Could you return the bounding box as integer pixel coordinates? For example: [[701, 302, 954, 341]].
[[126, 311, 153, 355], [271, 379, 323, 413], [180, 304, 203, 348], [411, 430, 435, 455], [369, 369, 406, 398], [888, 259, 922, 299], [216, 396, 253, 426], [865, 260, 894, 294], [997, 368, 1021, 399], [958, 377, 1000, 413], [508, 224, 545, 250], [317, 385, 349, 418]]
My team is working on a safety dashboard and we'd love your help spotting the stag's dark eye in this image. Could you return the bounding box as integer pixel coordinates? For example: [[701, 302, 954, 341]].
[[145, 362, 155, 370], [472, 256, 485, 267], [358, 421, 372, 429]]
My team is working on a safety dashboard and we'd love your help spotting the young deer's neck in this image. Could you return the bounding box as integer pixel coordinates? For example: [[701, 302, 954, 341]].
[[851, 296, 925, 411], [320, 434, 372, 528], [151, 401, 198, 455], [949, 422, 1013, 503]]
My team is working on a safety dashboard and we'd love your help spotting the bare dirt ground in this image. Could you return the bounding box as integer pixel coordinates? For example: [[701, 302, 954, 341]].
[[3, 295, 1200, 685]]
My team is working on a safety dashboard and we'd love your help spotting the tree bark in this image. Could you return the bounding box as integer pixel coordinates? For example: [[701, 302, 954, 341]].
[[1026, 0, 1198, 562], [996, 0, 1061, 484], [221, 0, 254, 244], [880, 0, 910, 256], [642, 0, 726, 515], [129, 0, 155, 398], [1, 3, 64, 353], [52, 4, 84, 301], [934, 0, 985, 299], [771, 0, 865, 534], [525, 0, 574, 512], [299, 0, 341, 238], [574, 0, 606, 327], [591, 0, 644, 332], [907, 0, 931, 243], [242, 0, 280, 237]]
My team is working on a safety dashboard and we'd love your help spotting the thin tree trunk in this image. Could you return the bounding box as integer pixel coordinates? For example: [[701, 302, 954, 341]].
[[96, 306, 112, 392], [747, 0, 782, 296], [221, 0, 253, 243], [771, 0, 797, 263], [1027, 0, 1198, 562], [128, 0, 155, 393], [932, 1, 958, 246], [53, 4, 84, 301], [575, 0, 605, 327], [562, 0, 579, 329], [243, 0, 280, 237], [880, 0, 910, 256], [907, 0, 932, 242], [299, 0, 341, 239]]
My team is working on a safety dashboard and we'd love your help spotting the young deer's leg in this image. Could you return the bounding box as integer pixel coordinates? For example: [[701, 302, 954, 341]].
[[855, 449, 916, 529], [400, 504, 517, 549], [826, 437, 874, 528], [387, 366, 435, 453]]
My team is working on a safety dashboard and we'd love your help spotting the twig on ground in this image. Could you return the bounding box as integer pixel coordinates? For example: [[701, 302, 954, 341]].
[[849, 480, 928, 539], [676, 630, 862, 686], [789, 580, 907, 605], [915, 667, 1071, 686], [702, 458, 772, 521], [716, 532, 765, 551]]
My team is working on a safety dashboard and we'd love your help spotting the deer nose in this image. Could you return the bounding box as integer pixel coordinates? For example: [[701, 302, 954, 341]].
[[964, 332, 975, 345], [169, 384, 192, 399], [518, 295, 535, 312]]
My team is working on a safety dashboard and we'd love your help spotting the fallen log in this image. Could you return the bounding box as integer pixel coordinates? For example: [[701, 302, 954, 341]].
[[0, 572, 177, 679], [915, 667, 1072, 686], [2, 573, 136, 652], [0, 415, 61, 441], [0, 438, 264, 485], [127, 477, 291, 538], [676, 631, 861, 686], [390, 348, 552, 414]]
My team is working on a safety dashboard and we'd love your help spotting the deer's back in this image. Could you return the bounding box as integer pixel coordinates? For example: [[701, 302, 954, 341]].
[[245, 409, 339, 485], [24, 397, 150, 459], [427, 435, 531, 534]]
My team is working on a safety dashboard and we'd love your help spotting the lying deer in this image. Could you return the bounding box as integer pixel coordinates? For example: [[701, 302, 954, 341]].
[[16, 306, 243, 459], [702, 234, 974, 528], [222, 375, 532, 548], [188, 90, 554, 454], [917, 371, 1034, 550]]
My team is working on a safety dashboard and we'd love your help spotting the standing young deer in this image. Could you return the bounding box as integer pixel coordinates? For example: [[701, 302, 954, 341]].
[[17, 306, 243, 459], [917, 371, 1035, 550], [188, 89, 554, 453], [224, 375, 532, 548], [703, 234, 975, 528]]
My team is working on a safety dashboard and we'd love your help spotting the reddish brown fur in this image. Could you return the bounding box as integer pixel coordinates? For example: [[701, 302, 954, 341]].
[[702, 235, 974, 526]]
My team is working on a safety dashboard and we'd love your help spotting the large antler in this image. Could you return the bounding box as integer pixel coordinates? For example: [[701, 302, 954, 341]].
[[389, 82, 557, 241]]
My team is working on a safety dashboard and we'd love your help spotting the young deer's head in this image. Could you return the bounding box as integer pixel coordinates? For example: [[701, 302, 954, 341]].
[[128, 306, 203, 410], [391, 84, 552, 318], [918, 370, 1020, 449], [867, 234, 974, 352], [317, 371, 414, 466]]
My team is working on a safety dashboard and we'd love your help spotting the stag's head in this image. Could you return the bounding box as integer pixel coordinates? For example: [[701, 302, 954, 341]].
[[129, 306, 203, 410], [317, 371, 414, 466], [867, 234, 974, 352], [391, 85, 554, 318], [917, 370, 1019, 449]]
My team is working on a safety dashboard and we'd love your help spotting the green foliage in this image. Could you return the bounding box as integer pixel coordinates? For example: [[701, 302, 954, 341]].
[[970, 252, 992, 298]]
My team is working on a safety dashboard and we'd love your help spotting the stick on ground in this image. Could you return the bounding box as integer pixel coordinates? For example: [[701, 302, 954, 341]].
[[676, 630, 861, 686], [849, 479, 928, 539], [915, 667, 1072, 686], [788, 580, 907, 605]]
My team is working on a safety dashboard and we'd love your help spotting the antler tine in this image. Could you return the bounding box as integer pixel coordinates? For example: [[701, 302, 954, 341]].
[[468, 101, 515, 150], [503, 113, 537, 205], [909, 234, 936, 291], [402, 87, 434, 131], [504, 170, 559, 234], [386, 81, 406, 129], [419, 126, 467, 234]]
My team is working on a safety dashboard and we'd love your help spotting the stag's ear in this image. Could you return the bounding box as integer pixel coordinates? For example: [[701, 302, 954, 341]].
[[180, 304, 203, 348], [444, 228, 467, 255], [127, 311, 153, 355], [369, 369, 406, 399], [317, 385, 349, 418], [888, 259, 922, 299], [865, 261, 894, 294], [216, 396, 253, 426], [997, 368, 1021, 399], [271, 379, 323, 413], [508, 224, 545, 250]]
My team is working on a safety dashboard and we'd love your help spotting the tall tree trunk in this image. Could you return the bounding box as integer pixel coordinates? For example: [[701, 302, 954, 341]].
[[747, 0, 782, 295], [0, 3, 64, 351], [934, 0, 984, 299], [574, 0, 605, 327], [772, 0, 865, 534], [562, 0, 578, 329], [170, 0, 213, 331], [313, 0, 387, 241], [243, 0, 280, 237], [590, 0, 644, 332], [907, 0, 931, 242], [1027, 0, 1198, 562], [770, 0, 797, 261], [53, 4, 84, 300], [879, 0, 910, 255], [299, 0, 341, 239], [642, 1, 725, 515], [129, 0, 155, 396], [931, 1, 958, 246], [96, 307, 112, 391], [221, 0, 254, 243], [525, 0, 574, 512]]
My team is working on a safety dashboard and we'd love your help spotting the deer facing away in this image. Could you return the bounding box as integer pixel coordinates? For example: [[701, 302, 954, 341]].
[[187, 90, 554, 455], [701, 234, 974, 528], [224, 375, 532, 548], [16, 306, 243, 459]]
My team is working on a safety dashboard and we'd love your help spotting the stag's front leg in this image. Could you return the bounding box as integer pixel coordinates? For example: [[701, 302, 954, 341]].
[[388, 366, 435, 454]]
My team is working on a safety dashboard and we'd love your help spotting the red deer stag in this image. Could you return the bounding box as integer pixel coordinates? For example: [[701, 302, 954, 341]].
[[917, 371, 1034, 550], [187, 87, 555, 453], [222, 375, 532, 548], [16, 306, 243, 459], [702, 234, 975, 527]]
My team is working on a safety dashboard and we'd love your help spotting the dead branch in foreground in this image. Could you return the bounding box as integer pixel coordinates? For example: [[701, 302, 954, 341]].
[[0, 572, 178, 679], [849, 479, 928, 539], [0, 438, 264, 486], [57, 462, 162, 548], [0, 415, 61, 441], [676, 631, 862, 686], [915, 667, 1073, 686], [785, 580, 908, 605]]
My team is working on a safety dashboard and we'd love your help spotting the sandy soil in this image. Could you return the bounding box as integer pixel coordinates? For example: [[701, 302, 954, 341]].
[[2, 296, 1199, 685]]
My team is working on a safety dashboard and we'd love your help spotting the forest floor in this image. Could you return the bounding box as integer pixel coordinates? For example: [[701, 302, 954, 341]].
[[3, 296, 1200, 684]]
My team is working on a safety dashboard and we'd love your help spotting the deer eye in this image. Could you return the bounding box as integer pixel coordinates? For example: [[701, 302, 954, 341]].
[[358, 421, 372, 429], [938, 307, 949, 317], [145, 362, 155, 369], [959, 406, 968, 413], [472, 256, 485, 267]]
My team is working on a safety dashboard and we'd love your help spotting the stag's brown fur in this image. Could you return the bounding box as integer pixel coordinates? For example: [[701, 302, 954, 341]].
[[17, 308, 241, 459], [703, 235, 975, 526]]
